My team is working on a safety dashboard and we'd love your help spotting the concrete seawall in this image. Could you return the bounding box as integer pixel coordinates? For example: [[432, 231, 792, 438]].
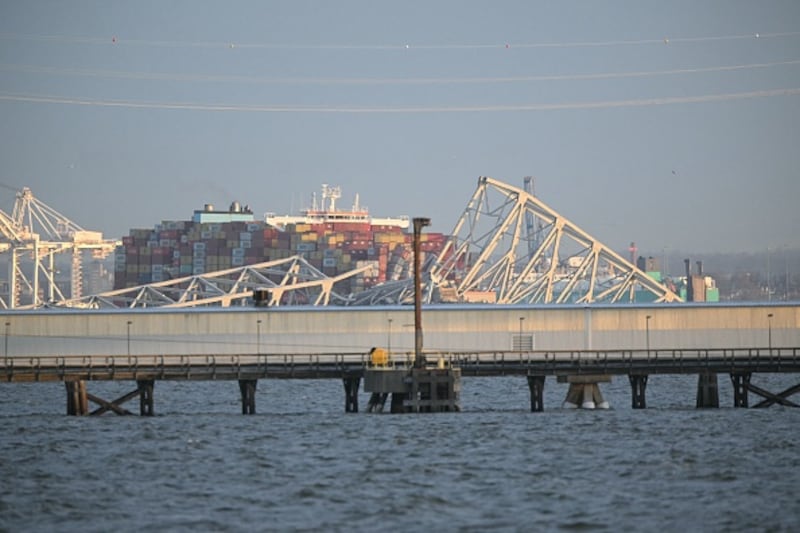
[[1, 303, 797, 357]]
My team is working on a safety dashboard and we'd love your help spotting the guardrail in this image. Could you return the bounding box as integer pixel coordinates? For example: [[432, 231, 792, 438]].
[[2, 348, 800, 382], [448, 347, 800, 375]]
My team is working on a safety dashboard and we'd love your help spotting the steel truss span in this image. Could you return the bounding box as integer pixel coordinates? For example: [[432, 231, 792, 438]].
[[56, 255, 368, 309]]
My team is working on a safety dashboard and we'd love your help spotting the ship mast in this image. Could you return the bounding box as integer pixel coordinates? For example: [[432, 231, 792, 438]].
[[321, 184, 341, 212]]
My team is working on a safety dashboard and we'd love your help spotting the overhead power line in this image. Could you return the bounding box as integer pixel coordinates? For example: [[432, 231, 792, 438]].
[[1, 88, 798, 113], [0, 31, 798, 50], [2, 59, 799, 86]]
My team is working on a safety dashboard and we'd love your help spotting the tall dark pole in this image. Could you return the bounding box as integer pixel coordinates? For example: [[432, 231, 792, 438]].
[[785, 248, 790, 301], [413, 217, 430, 368], [767, 247, 771, 301], [646, 315, 651, 356], [257, 319, 262, 355], [4, 321, 9, 357], [126, 320, 132, 358], [518, 316, 525, 351], [387, 318, 393, 356]]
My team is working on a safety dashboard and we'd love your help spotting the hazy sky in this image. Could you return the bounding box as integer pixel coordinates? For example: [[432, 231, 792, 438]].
[[1, 1, 798, 254]]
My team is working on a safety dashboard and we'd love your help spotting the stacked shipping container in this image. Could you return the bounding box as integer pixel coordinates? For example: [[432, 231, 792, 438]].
[[114, 209, 447, 295]]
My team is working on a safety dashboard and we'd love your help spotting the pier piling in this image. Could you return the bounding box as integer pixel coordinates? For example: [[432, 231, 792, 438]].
[[138, 380, 155, 416], [696, 373, 719, 408], [343, 376, 360, 413], [526, 375, 545, 412], [238, 379, 257, 415], [65, 380, 88, 416], [730, 373, 751, 408], [629, 374, 649, 409]]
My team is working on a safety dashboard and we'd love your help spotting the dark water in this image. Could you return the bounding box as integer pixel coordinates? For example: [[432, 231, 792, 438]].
[[1, 374, 799, 532]]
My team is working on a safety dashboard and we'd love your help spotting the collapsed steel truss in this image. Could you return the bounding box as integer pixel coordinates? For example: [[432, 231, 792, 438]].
[[431, 176, 680, 304], [354, 176, 681, 305], [57, 255, 368, 309]]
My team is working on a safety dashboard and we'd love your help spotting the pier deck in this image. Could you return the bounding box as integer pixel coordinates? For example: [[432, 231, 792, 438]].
[[4, 348, 799, 414], [3, 348, 800, 382]]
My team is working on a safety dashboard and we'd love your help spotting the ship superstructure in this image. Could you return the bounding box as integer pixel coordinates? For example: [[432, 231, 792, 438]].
[[265, 184, 410, 230]]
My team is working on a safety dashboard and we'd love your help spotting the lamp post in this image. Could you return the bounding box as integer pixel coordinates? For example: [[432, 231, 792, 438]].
[[126, 320, 132, 358], [4, 322, 9, 357], [257, 319, 262, 355], [645, 315, 652, 356], [767, 247, 771, 301], [767, 313, 773, 353], [518, 316, 525, 351], [387, 318, 393, 356], [785, 246, 790, 301]]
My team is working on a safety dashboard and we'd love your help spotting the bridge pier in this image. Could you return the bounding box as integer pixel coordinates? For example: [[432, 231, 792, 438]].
[[696, 373, 719, 408], [343, 375, 360, 413], [730, 373, 751, 408], [559, 375, 610, 409], [629, 374, 649, 409], [526, 375, 546, 412], [238, 379, 257, 415]]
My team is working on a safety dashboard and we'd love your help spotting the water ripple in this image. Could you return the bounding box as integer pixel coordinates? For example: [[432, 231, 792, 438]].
[[1, 377, 799, 531]]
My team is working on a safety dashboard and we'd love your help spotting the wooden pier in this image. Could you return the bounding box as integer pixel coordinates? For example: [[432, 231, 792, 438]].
[[2, 348, 799, 415]]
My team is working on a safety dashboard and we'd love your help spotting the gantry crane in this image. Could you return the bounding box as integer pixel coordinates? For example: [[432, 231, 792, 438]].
[[0, 185, 120, 308]]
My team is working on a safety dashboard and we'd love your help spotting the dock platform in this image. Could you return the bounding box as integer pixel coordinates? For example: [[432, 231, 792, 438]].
[[3, 348, 799, 414]]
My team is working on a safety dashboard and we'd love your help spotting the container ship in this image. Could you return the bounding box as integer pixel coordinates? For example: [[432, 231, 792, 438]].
[[113, 184, 446, 295]]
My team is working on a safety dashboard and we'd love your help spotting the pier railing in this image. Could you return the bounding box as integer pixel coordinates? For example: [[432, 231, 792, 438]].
[[3, 348, 800, 382]]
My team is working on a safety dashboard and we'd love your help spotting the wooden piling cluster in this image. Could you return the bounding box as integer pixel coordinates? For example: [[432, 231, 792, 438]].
[[65, 380, 88, 416], [343, 375, 360, 412], [629, 374, 648, 409], [65, 379, 155, 416]]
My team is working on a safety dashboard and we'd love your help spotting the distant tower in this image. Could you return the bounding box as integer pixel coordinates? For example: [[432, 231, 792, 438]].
[[629, 242, 637, 264]]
